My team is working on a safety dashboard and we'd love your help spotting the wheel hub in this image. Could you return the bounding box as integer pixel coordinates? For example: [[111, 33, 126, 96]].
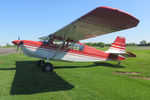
[[45, 66, 51, 71]]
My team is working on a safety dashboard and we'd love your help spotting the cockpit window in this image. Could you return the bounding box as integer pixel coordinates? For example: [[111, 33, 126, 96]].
[[53, 38, 63, 46], [41, 35, 84, 51]]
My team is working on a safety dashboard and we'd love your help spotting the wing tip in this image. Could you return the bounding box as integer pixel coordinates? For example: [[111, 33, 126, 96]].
[[97, 6, 140, 24]]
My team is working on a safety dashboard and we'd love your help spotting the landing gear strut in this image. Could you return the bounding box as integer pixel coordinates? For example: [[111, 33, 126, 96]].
[[118, 60, 121, 65], [37, 58, 54, 72], [37, 60, 45, 67]]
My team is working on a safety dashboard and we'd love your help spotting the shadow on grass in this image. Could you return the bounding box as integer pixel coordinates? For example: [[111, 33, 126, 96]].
[[55, 62, 125, 69], [10, 61, 74, 95], [9, 61, 124, 95]]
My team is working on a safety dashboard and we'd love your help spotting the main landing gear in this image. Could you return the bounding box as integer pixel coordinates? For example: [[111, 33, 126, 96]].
[[37, 59, 54, 72], [117, 60, 121, 65]]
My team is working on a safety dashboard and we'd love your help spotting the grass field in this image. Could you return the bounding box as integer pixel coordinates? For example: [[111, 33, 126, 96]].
[[0, 47, 150, 100]]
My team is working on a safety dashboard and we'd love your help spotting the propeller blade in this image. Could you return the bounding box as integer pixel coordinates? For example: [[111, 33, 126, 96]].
[[18, 36, 20, 41], [16, 36, 20, 51]]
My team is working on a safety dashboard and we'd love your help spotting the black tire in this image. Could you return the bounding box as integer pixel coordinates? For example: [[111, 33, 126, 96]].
[[37, 60, 45, 67], [42, 62, 54, 72]]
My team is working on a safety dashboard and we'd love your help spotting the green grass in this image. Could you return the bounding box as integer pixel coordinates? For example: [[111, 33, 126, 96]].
[[0, 48, 150, 100]]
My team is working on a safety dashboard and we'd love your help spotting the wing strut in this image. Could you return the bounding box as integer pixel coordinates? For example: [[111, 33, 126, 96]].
[[50, 26, 77, 60]]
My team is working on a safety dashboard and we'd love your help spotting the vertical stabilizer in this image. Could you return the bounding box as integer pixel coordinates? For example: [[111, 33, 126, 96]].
[[106, 36, 126, 54]]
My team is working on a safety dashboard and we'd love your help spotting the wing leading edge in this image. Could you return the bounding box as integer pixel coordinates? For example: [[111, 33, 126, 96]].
[[43, 6, 139, 42]]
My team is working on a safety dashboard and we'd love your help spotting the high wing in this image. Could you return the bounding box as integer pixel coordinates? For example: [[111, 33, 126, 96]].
[[42, 6, 139, 42]]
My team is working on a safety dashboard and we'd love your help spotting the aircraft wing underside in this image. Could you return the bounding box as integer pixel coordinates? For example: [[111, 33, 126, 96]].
[[41, 6, 139, 42]]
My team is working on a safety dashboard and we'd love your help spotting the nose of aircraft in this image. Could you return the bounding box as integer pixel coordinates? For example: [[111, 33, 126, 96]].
[[12, 40, 20, 45]]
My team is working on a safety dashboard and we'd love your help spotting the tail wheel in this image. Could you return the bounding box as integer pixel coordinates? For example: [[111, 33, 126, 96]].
[[42, 62, 54, 72]]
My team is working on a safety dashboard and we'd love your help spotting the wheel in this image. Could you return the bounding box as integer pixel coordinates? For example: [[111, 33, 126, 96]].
[[37, 60, 45, 67], [42, 62, 54, 72]]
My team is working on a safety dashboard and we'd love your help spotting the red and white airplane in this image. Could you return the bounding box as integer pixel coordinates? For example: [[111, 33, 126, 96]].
[[12, 6, 139, 72]]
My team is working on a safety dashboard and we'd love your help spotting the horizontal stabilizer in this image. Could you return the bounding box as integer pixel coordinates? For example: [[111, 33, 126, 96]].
[[120, 51, 136, 57]]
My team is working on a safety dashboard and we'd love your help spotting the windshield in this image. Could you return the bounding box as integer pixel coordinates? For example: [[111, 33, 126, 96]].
[[40, 36, 50, 44]]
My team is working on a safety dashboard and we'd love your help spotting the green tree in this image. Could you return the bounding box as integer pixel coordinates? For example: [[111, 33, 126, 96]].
[[139, 40, 147, 46]]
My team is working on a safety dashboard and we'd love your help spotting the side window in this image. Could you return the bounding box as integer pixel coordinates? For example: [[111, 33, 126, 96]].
[[67, 41, 75, 48], [51, 38, 62, 47], [51, 37, 67, 48], [72, 43, 84, 51], [53, 38, 62, 46]]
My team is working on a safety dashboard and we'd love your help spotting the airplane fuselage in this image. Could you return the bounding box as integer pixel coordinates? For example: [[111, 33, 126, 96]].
[[13, 40, 125, 62]]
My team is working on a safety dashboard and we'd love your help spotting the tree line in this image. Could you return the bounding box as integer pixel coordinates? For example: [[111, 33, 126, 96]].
[[84, 40, 150, 47]]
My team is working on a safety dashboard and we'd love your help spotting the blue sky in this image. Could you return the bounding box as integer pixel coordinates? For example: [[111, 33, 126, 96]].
[[0, 0, 149, 46]]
